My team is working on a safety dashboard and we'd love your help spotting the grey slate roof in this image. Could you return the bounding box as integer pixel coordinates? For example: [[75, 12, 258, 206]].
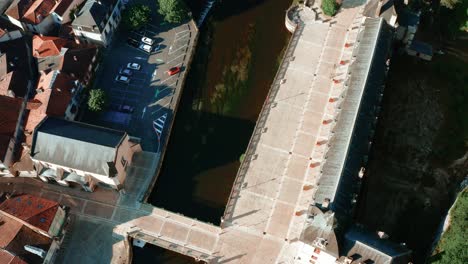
[[314, 18, 393, 219], [31, 117, 126, 176], [342, 226, 412, 264], [72, 0, 116, 32]]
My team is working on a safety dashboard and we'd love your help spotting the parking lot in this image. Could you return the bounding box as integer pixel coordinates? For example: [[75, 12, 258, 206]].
[[85, 6, 197, 152]]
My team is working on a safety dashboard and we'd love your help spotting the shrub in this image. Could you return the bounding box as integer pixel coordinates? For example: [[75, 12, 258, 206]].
[[122, 4, 151, 30], [87, 89, 107, 112], [322, 0, 338, 17], [158, 0, 190, 23]]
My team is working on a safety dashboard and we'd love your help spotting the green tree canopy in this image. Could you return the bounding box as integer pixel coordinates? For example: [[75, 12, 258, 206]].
[[322, 0, 339, 17], [122, 4, 151, 30], [88, 89, 107, 112], [157, 0, 189, 23]]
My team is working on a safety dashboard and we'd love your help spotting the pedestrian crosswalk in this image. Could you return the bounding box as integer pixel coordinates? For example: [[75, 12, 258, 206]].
[[152, 113, 167, 140]]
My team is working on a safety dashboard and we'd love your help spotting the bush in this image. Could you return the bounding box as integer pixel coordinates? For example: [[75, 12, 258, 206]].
[[158, 0, 190, 23], [87, 89, 107, 112], [122, 4, 151, 30], [322, 0, 338, 16]]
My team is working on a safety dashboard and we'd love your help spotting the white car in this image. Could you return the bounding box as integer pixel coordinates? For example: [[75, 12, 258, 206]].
[[139, 43, 151, 53], [141, 37, 154, 45], [127, 63, 141, 70], [115, 75, 130, 83]]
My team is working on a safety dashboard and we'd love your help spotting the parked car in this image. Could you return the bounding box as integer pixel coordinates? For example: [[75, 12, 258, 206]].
[[141, 37, 154, 45], [167, 67, 181, 76], [127, 63, 141, 70], [139, 44, 151, 53], [119, 68, 133, 76], [115, 75, 130, 83], [119, 105, 134, 113], [127, 38, 139, 48]]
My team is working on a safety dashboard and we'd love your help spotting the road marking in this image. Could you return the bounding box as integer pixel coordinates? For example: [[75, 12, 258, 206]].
[[141, 106, 147, 119], [175, 29, 189, 35], [156, 59, 164, 63], [168, 44, 188, 55], [135, 56, 146, 60], [166, 53, 184, 64], [168, 81, 177, 87], [160, 74, 177, 84], [175, 33, 190, 41], [151, 103, 170, 115]]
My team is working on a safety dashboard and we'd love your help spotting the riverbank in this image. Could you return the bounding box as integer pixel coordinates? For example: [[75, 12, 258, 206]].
[[430, 187, 468, 263], [148, 0, 292, 225], [355, 41, 468, 262]]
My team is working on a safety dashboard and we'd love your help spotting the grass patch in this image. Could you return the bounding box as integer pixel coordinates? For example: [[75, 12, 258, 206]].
[[430, 188, 468, 264]]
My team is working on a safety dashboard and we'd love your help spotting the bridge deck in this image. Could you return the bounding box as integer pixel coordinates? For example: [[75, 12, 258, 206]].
[[115, 5, 367, 263]]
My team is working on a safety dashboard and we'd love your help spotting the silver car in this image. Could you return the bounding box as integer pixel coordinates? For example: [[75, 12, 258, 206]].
[[127, 63, 141, 70], [115, 75, 130, 83], [139, 44, 151, 53], [141, 37, 154, 45]]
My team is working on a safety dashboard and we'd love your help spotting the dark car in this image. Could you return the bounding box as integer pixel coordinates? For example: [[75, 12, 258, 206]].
[[127, 38, 139, 48]]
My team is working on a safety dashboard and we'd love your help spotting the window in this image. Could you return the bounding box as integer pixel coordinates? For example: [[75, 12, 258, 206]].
[[121, 156, 127, 167]]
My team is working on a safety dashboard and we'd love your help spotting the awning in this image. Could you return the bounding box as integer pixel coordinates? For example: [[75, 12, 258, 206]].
[[40, 168, 57, 178], [63, 172, 87, 186]]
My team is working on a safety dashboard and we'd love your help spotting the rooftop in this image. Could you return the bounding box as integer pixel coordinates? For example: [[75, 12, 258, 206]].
[[31, 117, 126, 176], [25, 70, 76, 133], [32, 35, 69, 58], [0, 206, 53, 264], [0, 37, 32, 98], [0, 194, 59, 234], [72, 0, 116, 31], [5, 0, 61, 25]]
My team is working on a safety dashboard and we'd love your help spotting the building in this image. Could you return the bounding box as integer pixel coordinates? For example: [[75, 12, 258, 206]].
[[339, 226, 412, 264], [2, 0, 85, 35], [0, 37, 35, 176], [32, 35, 98, 84], [71, 0, 125, 46], [0, 194, 68, 264], [24, 70, 84, 139], [30, 117, 142, 192]]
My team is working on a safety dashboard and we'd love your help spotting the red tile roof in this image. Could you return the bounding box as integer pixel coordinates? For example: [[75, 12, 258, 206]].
[[8, 0, 61, 25], [32, 35, 69, 58], [0, 211, 52, 264], [0, 194, 59, 234], [0, 249, 27, 264], [25, 71, 75, 133], [0, 96, 22, 135]]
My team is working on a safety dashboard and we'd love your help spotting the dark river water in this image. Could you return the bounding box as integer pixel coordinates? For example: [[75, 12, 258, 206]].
[[134, 0, 291, 262]]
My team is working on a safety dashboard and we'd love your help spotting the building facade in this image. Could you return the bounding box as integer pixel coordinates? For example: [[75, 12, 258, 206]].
[[71, 0, 125, 46]]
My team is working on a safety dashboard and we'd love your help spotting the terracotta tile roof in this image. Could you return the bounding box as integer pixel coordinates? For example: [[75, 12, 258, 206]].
[[0, 211, 52, 264], [0, 96, 22, 135], [0, 134, 11, 161], [0, 38, 31, 98], [32, 35, 69, 58], [0, 211, 23, 248], [9, 0, 61, 25], [0, 72, 14, 96], [0, 194, 59, 233], [24, 71, 75, 133], [0, 249, 27, 264]]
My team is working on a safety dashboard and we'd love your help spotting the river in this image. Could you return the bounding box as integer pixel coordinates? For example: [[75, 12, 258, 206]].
[[133, 0, 292, 263]]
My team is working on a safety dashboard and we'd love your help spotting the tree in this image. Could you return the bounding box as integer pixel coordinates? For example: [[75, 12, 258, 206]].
[[158, 0, 189, 23], [322, 0, 338, 17], [122, 4, 151, 30], [88, 89, 107, 112]]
